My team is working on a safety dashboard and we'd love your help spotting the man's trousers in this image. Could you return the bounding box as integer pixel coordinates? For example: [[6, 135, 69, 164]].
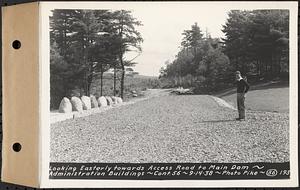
[[237, 93, 245, 119]]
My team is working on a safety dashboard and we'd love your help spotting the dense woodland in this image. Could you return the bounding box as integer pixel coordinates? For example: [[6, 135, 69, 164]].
[[159, 10, 289, 93], [50, 9, 143, 108], [50, 9, 289, 109]]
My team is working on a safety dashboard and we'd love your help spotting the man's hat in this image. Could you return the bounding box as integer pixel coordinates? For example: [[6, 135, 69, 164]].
[[235, 71, 241, 75]]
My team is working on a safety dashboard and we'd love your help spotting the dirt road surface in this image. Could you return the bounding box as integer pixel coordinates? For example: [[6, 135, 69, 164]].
[[51, 93, 289, 163]]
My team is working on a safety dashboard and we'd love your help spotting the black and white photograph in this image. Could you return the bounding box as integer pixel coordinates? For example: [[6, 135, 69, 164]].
[[46, 2, 296, 184]]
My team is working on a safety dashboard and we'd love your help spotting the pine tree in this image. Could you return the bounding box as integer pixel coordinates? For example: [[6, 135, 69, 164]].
[[109, 10, 143, 98]]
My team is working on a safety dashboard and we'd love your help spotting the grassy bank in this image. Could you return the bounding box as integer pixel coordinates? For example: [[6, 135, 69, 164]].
[[216, 81, 289, 113]]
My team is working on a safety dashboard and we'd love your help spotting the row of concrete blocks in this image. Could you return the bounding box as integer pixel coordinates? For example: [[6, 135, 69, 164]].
[[58, 95, 123, 113]]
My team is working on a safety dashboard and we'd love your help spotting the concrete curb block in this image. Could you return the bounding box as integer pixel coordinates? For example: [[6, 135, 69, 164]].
[[51, 104, 123, 124], [210, 95, 237, 110], [50, 98, 151, 124], [51, 89, 174, 124]]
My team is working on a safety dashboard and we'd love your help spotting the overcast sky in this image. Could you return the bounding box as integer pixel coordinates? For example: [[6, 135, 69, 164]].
[[126, 5, 230, 76], [48, 4, 230, 77], [47, 1, 295, 77]]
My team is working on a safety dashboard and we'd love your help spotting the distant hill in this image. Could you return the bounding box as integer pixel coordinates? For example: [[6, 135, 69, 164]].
[[102, 72, 158, 79], [90, 74, 162, 99], [133, 75, 158, 79]]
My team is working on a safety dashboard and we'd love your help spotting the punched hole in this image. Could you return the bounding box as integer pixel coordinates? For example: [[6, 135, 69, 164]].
[[12, 143, 22, 152], [12, 40, 21, 49]]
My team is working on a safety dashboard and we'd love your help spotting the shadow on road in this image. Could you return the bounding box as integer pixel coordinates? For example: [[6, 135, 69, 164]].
[[200, 119, 236, 123]]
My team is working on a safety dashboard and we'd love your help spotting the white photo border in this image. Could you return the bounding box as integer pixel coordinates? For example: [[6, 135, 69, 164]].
[[40, 1, 298, 188]]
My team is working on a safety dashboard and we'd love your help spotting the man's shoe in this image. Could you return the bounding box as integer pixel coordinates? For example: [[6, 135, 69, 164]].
[[236, 118, 245, 121]]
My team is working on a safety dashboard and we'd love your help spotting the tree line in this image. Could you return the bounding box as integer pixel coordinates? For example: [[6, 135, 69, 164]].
[[50, 9, 143, 109], [159, 10, 289, 93]]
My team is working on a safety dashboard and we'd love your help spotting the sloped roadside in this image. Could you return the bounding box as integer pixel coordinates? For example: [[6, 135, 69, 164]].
[[215, 81, 289, 113], [220, 87, 289, 113]]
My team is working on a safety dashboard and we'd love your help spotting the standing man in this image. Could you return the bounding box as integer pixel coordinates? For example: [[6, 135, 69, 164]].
[[235, 71, 250, 120]]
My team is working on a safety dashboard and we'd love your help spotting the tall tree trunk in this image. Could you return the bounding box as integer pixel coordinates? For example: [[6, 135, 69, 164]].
[[83, 37, 89, 96], [80, 87, 83, 97], [113, 64, 116, 96], [193, 47, 197, 57], [270, 55, 274, 78], [87, 81, 92, 96], [83, 72, 88, 96], [86, 63, 94, 96], [265, 58, 268, 75], [179, 76, 182, 86], [258, 59, 261, 77], [100, 64, 103, 96], [277, 54, 281, 75], [86, 73, 92, 96], [120, 58, 125, 99], [256, 59, 259, 74]]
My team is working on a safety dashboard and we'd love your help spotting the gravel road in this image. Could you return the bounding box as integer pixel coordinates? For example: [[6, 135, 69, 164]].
[[51, 94, 289, 163]]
